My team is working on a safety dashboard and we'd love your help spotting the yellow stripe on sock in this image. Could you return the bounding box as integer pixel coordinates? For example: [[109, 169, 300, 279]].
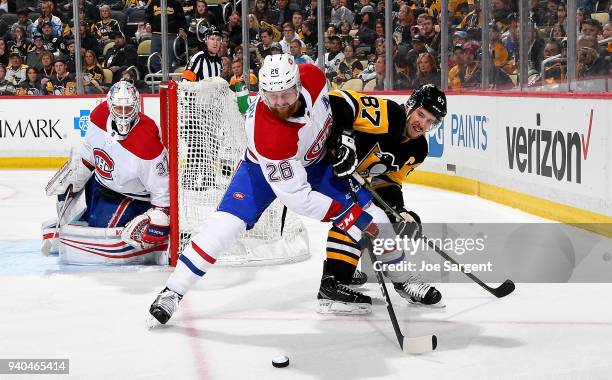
[[326, 251, 359, 266], [328, 230, 355, 244]]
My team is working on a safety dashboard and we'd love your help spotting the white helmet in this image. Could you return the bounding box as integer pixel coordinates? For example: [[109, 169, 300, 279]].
[[259, 53, 301, 109], [107, 80, 140, 138]]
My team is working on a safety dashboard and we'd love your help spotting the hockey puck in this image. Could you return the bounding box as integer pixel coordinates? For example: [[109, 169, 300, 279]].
[[272, 356, 289, 368]]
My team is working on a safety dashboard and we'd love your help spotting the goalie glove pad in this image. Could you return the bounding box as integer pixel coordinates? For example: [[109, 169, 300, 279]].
[[330, 130, 358, 178], [45, 156, 93, 196], [121, 207, 170, 248], [331, 202, 379, 243], [386, 207, 422, 240]]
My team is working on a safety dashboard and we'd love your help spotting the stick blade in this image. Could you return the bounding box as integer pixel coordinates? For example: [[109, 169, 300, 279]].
[[493, 279, 515, 298], [402, 334, 437, 354]]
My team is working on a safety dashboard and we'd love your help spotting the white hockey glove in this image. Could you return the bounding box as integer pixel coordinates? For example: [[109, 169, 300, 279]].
[[331, 130, 358, 178], [45, 155, 93, 196], [385, 207, 422, 240], [121, 207, 170, 249]]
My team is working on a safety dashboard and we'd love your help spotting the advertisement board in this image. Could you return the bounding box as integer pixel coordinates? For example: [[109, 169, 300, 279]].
[[0, 92, 610, 218]]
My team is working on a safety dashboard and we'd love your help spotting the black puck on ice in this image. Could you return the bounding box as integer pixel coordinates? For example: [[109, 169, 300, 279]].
[[272, 356, 289, 368]]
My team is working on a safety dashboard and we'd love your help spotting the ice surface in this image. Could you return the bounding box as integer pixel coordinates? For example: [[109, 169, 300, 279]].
[[1, 170, 611, 380]]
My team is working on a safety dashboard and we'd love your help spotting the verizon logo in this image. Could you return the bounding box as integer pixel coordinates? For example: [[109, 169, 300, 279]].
[[505, 111, 593, 184]]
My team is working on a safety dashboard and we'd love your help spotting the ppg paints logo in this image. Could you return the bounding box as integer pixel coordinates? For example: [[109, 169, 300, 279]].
[[73, 110, 90, 137], [427, 119, 444, 158]]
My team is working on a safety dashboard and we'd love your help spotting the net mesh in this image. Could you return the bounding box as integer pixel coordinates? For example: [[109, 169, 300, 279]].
[[174, 79, 309, 266]]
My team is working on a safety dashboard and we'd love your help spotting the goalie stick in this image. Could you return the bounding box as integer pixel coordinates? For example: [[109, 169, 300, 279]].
[[347, 178, 437, 354], [351, 173, 515, 299], [41, 185, 74, 256]]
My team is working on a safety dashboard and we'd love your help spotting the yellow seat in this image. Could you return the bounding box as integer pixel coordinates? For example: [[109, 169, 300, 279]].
[[103, 42, 115, 57], [137, 39, 151, 55], [340, 78, 364, 91], [363, 79, 377, 91], [591, 12, 609, 25], [102, 68, 113, 85]]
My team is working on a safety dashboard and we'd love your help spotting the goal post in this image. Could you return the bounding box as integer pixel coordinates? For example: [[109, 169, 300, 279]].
[[161, 79, 310, 267]]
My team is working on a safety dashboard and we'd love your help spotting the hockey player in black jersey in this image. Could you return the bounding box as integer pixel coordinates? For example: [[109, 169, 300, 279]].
[[317, 84, 447, 314]]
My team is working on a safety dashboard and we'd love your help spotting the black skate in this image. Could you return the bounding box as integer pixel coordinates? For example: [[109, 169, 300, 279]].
[[393, 275, 445, 308], [317, 275, 371, 314], [350, 269, 368, 286], [147, 287, 183, 329]]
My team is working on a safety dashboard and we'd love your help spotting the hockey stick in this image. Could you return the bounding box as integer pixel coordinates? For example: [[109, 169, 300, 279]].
[[41, 185, 74, 256], [280, 206, 288, 236], [347, 178, 437, 354], [351, 173, 515, 298]]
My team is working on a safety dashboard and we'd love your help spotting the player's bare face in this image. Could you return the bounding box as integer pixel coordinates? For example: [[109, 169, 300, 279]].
[[263, 87, 300, 120], [406, 107, 439, 139], [207, 35, 222, 55]]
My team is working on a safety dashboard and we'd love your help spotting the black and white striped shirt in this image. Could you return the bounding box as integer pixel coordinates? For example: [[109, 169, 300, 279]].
[[181, 50, 223, 81]]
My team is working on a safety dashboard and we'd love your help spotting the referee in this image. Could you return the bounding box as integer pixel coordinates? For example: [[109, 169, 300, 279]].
[[182, 26, 223, 81], [180, 26, 226, 191]]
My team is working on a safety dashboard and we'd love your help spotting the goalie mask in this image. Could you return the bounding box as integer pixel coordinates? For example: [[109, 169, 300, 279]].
[[258, 54, 301, 113], [404, 84, 447, 131], [107, 80, 141, 138]]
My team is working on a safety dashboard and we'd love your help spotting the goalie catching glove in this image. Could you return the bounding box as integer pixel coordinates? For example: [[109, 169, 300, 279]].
[[122, 207, 170, 249], [330, 130, 358, 178], [386, 207, 422, 240]]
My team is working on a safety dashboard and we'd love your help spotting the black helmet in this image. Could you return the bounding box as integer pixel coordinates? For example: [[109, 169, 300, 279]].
[[405, 84, 447, 122], [204, 25, 223, 40]]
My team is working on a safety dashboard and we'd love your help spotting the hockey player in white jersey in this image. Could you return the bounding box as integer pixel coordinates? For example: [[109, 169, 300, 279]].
[[148, 54, 391, 326], [41, 80, 170, 264]]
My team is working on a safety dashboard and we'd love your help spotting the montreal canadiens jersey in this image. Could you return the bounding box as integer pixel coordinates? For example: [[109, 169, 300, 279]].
[[79, 101, 170, 208], [244, 64, 337, 221]]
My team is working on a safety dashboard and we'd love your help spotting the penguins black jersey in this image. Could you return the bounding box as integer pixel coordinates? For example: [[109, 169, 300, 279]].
[[329, 89, 429, 209]]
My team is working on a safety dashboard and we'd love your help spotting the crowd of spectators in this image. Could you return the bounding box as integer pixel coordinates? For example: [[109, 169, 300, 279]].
[[0, 0, 610, 95]]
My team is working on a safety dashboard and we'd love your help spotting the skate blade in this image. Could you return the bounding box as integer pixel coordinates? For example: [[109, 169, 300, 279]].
[[317, 299, 371, 315], [406, 298, 446, 309], [146, 314, 162, 330]]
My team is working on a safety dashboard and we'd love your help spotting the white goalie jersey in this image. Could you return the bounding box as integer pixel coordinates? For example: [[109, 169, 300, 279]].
[[81, 101, 170, 208]]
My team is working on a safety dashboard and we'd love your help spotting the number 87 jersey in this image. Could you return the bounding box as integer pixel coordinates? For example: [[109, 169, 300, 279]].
[[328, 89, 429, 195]]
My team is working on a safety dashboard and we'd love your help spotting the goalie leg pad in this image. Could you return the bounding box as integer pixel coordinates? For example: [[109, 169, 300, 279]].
[[58, 223, 168, 265], [41, 218, 60, 255]]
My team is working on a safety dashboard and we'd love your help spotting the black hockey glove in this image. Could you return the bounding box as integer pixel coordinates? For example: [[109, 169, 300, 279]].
[[386, 207, 422, 240], [331, 130, 358, 178]]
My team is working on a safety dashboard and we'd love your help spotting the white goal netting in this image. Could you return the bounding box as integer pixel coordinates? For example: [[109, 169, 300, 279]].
[[171, 78, 310, 266]]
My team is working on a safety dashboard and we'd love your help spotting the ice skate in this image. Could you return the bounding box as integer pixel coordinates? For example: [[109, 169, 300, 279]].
[[350, 268, 368, 286], [147, 287, 183, 329], [317, 275, 371, 314], [393, 275, 445, 308]]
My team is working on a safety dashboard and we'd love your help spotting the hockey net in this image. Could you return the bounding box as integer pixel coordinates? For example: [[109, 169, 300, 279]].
[[161, 79, 310, 266]]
